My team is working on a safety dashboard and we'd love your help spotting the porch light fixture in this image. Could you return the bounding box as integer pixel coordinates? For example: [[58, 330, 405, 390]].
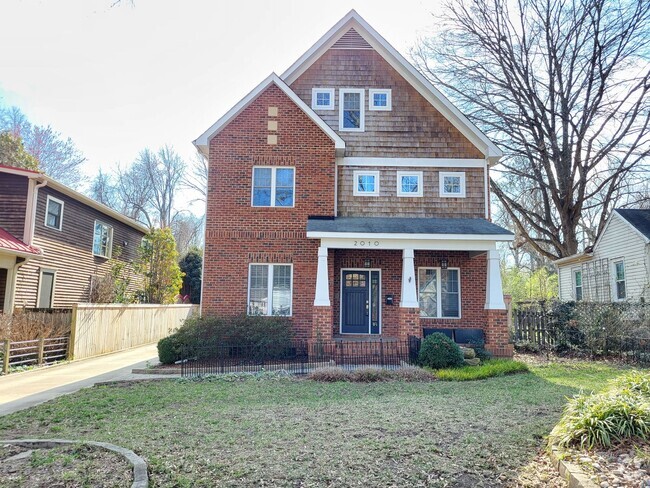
[[364, 258, 372, 268], [440, 258, 448, 269]]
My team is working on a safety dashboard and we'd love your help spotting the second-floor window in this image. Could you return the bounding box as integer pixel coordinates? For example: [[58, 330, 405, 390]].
[[440, 172, 466, 198], [397, 171, 423, 197], [614, 261, 626, 300], [45, 196, 64, 230], [353, 171, 380, 196], [93, 221, 113, 258], [311, 88, 334, 110], [252, 167, 295, 207], [369, 89, 392, 111], [574, 270, 583, 301], [339, 89, 365, 131]]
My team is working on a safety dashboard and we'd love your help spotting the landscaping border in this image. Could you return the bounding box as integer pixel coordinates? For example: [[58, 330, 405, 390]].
[[0, 438, 148, 488], [549, 446, 598, 488]]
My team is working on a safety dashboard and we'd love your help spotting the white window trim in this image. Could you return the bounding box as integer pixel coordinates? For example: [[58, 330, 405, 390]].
[[93, 220, 113, 259], [311, 88, 335, 110], [440, 172, 466, 198], [353, 170, 380, 196], [573, 269, 583, 301], [612, 259, 626, 301], [44, 195, 64, 231], [339, 88, 365, 132], [369, 88, 392, 111], [417, 267, 462, 319], [247, 263, 293, 317], [396, 171, 423, 197], [251, 166, 296, 208], [36, 268, 57, 308]]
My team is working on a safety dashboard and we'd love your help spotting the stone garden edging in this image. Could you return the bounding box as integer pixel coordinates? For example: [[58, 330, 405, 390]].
[[549, 446, 598, 488], [1, 438, 148, 488]]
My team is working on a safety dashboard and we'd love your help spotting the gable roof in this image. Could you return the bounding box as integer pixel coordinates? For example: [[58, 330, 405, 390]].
[[193, 73, 346, 157], [0, 227, 42, 258], [0, 165, 149, 234], [281, 10, 502, 162], [613, 208, 650, 243]]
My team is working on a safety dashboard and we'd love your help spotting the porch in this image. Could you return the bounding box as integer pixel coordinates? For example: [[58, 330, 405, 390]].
[[306, 217, 514, 356]]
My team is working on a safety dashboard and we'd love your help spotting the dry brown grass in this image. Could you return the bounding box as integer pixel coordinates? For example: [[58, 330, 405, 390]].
[[0, 311, 71, 341]]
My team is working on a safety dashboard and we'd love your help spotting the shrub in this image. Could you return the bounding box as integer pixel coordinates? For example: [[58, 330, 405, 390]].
[[350, 367, 392, 382], [158, 336, 183, 364], [417, 333, 465, 369], [435, 359, 529, 381], [392, 366, 435, 382], [307, 367, 351, 382], [609, 370, 650, 396]]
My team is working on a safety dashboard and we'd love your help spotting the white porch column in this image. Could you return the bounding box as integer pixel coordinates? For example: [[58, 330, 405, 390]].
[[314, 246, 330, 306], [485, 248, 506, 309], [400, 248, 419, 308]]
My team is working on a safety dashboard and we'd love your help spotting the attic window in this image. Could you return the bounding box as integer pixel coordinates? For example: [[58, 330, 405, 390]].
[[311, 88, 334, 110], [340, 89, 365, 132], [369, 89, 391, 111]]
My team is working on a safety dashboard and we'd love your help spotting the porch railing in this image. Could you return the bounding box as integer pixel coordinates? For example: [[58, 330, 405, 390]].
[[181, 337, 421, 376]]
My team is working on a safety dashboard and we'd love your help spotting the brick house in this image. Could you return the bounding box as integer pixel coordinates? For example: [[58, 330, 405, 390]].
[[194, 11, 514, 356]]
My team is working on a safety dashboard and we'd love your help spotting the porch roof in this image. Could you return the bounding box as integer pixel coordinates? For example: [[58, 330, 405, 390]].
[[0, 227, 42, 258], [306, 217, 513, 239]]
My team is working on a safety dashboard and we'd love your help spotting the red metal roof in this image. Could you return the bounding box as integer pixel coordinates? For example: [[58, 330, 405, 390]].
[[0, 227, 42, 256], [0, 163, 41, 175]]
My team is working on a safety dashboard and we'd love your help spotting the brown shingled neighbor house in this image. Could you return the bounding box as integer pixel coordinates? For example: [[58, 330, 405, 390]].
[[0, 164, 148, 313], [194, 10, 514, 356]]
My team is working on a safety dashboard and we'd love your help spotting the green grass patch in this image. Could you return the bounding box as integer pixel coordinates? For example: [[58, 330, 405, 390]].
[[433, 359, 529, 381]]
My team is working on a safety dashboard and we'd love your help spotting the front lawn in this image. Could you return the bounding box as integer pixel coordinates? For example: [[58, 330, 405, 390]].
[[0, 361, 637, 487]]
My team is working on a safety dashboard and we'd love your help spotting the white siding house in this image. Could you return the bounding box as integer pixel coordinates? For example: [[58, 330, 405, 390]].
[[555, 209, 650, 303]]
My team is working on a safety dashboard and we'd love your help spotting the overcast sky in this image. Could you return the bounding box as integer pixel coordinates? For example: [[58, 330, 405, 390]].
[[0, 0, 439, 187]]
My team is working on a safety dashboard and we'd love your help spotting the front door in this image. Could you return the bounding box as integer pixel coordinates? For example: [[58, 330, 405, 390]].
[[341, 270, 380, 334]]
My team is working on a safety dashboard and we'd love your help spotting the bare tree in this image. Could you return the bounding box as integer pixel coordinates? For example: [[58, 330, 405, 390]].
[[89, 169, 118, 208], [182, 152, 208, 203], [412, 0, 650, 259], [137, 146, 185, 227], [171, 212, 204, 256]]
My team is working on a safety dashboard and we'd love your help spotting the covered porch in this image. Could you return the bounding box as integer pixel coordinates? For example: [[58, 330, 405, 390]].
[[0, 227, 42, 313], [307, 217, 514, 356]]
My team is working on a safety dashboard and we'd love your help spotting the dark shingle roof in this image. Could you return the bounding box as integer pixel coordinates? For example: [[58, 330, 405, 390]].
[[616, 209, 650, 240], [306, 217, 513, 236]]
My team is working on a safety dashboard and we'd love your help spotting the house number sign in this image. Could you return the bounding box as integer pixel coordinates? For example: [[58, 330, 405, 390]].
[[353, 240, 381, 247]]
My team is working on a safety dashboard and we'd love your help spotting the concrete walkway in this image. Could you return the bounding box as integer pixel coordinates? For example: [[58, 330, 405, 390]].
[[0, 343, 176, 416]]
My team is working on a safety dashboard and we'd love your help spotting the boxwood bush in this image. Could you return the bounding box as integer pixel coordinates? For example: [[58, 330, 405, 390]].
[[417, 332, 465, 369], [157, 314, 294, 364]]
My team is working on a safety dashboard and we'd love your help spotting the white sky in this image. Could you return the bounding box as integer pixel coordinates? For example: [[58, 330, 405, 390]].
[[0, 0, 439, 189]]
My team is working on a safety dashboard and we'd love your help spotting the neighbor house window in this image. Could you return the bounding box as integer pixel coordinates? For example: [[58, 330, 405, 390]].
[[418, 267, 461, 318], [248, 264, 292, 316], [369, 89, 392, 111], [339, 89, 364, 131], [397, 171, 423, 197], [353, 170, 380, 196], [93, 221, 113, 258], [614, 261, 626, 300], [252, 167, 295, 207], [311, 88, 334, 110], [574, 270, 583, 301], [45, 195, 64, 230], [440, 172, 466, 197], [37, 269, 56, 308]]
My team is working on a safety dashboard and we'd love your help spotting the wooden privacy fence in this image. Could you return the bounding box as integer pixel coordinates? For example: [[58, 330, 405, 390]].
[[70, 303, 198, 360], [513, 308, 555, 347]]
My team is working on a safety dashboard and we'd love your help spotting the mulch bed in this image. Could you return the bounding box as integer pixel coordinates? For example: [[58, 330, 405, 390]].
[[0, 443, 132, 487]]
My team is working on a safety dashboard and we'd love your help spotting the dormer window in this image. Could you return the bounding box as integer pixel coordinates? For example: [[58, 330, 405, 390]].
[[339, 89, 365, 131], [369, 89, 392, 111], [311, 88, 334, 110]]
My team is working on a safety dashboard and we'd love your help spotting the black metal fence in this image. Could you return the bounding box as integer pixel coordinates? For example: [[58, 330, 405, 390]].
[[513, 301, 650, 362], [181, 337, 421, 376]]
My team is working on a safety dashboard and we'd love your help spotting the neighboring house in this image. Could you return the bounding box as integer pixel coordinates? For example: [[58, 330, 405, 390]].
[[0, 164, 148, 312], [194, 11, 514, 355], [555, 209, 650, 303]]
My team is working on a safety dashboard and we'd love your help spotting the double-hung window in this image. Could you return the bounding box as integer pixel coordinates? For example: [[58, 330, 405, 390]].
[[339, 89, 364, 131], [248, 264, 292, 316], [397, 171, 423, 197], [93, 221, 113, 258], [418, 267, 461, 318], [353, 170, 380, 196], [252, 167, 295, 207], [311, 88, 335, 110], [440, 172, 466, 197], [45, 196, 64, 230], [614, 261, 626, 300], [573, 270, 583, 301]]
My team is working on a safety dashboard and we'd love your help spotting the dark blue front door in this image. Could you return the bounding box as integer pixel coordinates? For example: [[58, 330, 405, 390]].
[[342, 271, 370, 334]]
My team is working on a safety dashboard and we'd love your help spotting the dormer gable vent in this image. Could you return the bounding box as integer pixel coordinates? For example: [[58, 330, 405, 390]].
[[331, 28, 373, 50]]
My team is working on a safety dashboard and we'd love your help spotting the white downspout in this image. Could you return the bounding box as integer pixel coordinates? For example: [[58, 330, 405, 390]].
[[24, 179, 47, 245]]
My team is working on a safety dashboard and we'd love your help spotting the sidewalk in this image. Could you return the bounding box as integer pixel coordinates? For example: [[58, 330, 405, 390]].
[[0, 343, 175, 416]]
